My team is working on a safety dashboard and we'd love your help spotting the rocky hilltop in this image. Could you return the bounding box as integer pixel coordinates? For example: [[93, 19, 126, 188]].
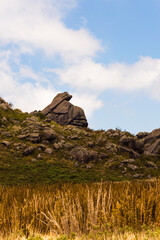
[[0, 93, 160, 185], [41, 92, 88, 128]]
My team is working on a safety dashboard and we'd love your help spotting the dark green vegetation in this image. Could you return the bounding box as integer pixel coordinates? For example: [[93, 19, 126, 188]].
[[1, 97, 160, 185]]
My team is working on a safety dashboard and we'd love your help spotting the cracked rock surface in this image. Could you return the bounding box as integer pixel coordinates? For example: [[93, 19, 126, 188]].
[[42, 92, 88, 128]]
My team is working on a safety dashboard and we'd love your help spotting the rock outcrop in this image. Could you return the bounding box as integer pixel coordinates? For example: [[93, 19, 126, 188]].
[[0, 97, 12, 110], [1, 95, 160, 183], [42, 92, 88, 128]]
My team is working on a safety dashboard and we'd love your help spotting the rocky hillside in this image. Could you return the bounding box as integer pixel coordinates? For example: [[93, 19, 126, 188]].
[[0, 94, 160, 185]]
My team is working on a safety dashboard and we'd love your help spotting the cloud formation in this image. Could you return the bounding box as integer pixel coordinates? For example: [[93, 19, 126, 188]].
[[0, 0, 101, 62], [0, 0, 160, 122], [0, 0, 103, 116], [55, 57, 160, 94], [0, 49, 57, 110]]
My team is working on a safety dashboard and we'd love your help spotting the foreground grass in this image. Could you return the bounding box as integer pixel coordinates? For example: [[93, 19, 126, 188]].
[[2, 228, 160, 240], [1, 180, 160, 239]]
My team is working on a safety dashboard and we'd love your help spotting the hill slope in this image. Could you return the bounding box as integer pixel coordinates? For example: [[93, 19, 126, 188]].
[[0, 97, 160, 185]]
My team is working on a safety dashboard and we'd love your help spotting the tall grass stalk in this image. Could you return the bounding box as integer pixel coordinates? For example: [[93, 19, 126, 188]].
[[0, 180, 160, 238]]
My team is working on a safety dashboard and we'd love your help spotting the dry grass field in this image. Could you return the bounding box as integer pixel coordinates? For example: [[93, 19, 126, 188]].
[[2, 229, 160, 240], [1, 179, 160, 239]]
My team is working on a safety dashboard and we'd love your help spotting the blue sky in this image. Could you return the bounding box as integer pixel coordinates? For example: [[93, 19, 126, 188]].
[[0, 0, 160, 133]]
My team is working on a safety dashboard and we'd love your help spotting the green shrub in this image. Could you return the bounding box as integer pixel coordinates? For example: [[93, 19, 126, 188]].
[[36, 112, 46, 120]]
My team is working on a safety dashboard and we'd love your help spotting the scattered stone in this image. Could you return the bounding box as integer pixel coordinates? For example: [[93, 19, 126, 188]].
[[70, 134, 79, 140], [18, 134, 28, 140], [42, 140, 49, 145], [146, 161, 158, 169], [28, 133, 41, 143], [31, 158, 38, 162], [134, 139, 144, 153], [37, 154, 43, 159], [86, 165, 92, 169], [53, 142, 63, 150], [84, 131, 93, 137], [121, 159, 135, 164], [53, 143, 59, 150], [87, 141, 94, 148], [2, 140, 10, 147], [106, 129, 115, 135], [119, 146, 139, 158], [1, 117, 7, 123], [99, 152, 108, 159], [70, 147, 98, 163], [43, 128, 57, 141], [45, 148, 53, 155], [25, 116, 39, 122], [132, 174, 144, 179], [109, 132, 120, 138], [121, 167, 127, 174], [12, 125, 22, 133], [13, 143, 26, 150], [136, 132, 148, 139], [75, 162, 79, 167], [119, 135, 134, 146], [38, 144, 46, 151], [106, 142, 118, 154], [23, 146, 35, 156], [63, 142, 74, 150], [42, 92, 88, 128], [97, 136, 107, 145], [2, 132, 12, 137], [128, 164, 138, 171]]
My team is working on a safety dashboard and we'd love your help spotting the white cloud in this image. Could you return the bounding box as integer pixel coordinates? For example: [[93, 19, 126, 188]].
[[11, 83, 57, 112], [0, 0, 101, 62], [0, 0, 104, 117], [0, 52, 57, 112], [54, 57, 160, 97], [70, 93, 103, 117], [0, 51, 101, 117], [19, 65, 50, 85]]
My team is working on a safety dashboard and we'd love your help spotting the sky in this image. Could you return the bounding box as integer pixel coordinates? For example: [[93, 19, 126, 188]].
[[0, 0, 160, 134]]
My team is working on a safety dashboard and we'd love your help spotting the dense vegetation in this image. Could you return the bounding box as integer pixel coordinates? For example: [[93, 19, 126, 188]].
[[1, 180, 160, 239]]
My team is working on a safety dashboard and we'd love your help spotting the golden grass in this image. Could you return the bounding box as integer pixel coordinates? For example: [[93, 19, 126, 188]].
[[0, 180, 160, 239], [2, 229, 160, 240]]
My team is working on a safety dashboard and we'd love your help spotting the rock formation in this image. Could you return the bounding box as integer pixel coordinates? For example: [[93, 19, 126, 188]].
[[42, 92, 88, 128], [0, 97, 12, 110], [1, 95, 160, 182]]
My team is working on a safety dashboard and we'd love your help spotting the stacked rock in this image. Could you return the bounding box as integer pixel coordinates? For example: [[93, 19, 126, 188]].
[[42, 92, 88, 128]]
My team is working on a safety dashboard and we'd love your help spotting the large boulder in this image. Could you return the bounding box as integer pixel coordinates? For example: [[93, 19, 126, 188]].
[[70, 147, 98, 163], [144, 129, 160, 144], [42, 92, 88, 128], [144, 139, 160, 155]]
